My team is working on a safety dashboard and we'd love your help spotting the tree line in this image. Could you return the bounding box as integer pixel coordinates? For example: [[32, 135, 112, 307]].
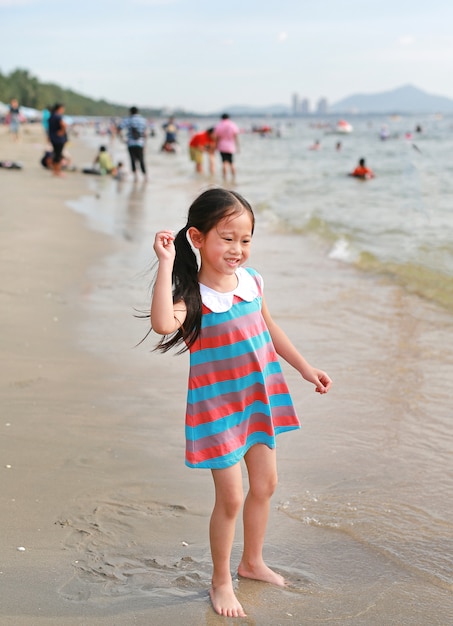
[[0, 68, 162, 117]]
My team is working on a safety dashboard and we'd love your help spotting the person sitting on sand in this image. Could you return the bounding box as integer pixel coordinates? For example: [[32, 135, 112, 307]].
[[40, 148, 72, 171], [93, 145, 116, 175], [350, 157, 375, 179]]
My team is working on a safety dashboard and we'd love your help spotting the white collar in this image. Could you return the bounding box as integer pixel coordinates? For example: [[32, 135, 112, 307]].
[[200, 266, 259, 313]]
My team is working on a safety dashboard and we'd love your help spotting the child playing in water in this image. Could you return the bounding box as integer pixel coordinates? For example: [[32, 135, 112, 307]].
[[150, 188, 331, 617]]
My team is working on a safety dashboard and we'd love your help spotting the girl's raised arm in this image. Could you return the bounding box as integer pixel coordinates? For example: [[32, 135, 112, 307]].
[[261, 296, 332, 394], [151, 231, 187, 336]]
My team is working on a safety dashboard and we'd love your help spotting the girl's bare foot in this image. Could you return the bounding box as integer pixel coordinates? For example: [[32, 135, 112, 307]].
[[209, 582, 246, 617], [238, 560, 286, 586]]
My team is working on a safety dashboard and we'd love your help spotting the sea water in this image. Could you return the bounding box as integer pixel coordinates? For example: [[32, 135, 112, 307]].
[[240, 115, 453, 313], [68, 118, 453, 623], [77, 114, 453, 312]]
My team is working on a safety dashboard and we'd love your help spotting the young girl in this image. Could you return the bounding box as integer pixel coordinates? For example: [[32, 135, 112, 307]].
[[150, 188, 331, 618]]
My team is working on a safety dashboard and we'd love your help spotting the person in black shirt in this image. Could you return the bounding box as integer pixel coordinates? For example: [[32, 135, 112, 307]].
[[48, 103, 68, 177]]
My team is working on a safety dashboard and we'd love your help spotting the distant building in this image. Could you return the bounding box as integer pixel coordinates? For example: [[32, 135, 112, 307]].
[[316, 98, 329, 115], [292, 93, 311, 116]]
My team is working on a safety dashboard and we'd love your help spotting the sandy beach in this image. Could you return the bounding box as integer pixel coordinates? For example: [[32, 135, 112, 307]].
[[0, 125, 306, 625], [2, 124, 453, 625]]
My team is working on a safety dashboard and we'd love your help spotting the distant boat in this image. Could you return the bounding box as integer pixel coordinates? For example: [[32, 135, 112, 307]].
[[335, 119, 353, 133], [324, 119, 353, 135], [251, 124, 273, 135]]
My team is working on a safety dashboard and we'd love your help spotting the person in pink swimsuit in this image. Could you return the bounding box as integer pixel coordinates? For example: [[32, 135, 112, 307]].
[[214, 113, 240, 181]]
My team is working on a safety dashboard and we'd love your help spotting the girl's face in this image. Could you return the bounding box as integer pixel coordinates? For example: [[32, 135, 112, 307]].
[[191, 210, 254, 278]]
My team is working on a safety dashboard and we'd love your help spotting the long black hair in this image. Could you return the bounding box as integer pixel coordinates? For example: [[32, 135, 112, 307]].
[[155, 187, 255, 353]]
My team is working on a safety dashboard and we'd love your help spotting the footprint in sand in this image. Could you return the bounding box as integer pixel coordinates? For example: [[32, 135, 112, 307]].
[[57, 487, 210, 604]]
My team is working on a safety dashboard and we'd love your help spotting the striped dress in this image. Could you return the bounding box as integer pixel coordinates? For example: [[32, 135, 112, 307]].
[[185, 266, 300, 469]]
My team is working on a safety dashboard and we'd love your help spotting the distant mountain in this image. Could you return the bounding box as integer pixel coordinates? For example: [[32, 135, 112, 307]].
[[330, 84, 453, 114], [220, 85, 453, 117]]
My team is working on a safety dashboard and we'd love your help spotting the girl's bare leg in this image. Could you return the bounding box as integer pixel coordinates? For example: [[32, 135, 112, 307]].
[[238, 444, 285, 586], [209, 463, 247, 617]]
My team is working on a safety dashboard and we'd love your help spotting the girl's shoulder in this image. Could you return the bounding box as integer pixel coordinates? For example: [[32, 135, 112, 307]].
[[241, 266, 264, 292]]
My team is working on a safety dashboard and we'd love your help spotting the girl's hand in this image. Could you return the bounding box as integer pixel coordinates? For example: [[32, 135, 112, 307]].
[[153, 230, 175, 262], [303, 368, 332, 395]]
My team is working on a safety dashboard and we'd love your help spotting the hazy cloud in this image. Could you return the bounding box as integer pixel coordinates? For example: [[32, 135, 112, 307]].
[[398, 35, 415, 46], [132, 0, 177, 4], [0, 0, 37, 5]]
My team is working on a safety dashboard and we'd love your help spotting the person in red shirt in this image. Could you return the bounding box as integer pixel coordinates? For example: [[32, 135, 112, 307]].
[[189, 127, 216, 174], [350, 157, 375, 179]]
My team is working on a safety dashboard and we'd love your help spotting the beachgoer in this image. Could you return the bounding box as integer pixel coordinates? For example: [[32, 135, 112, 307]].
[[114, 161, 125, 181], [48, 103, 68, 177], [118, 106, 148, 181], [336, 141, 342, 151], [40, 150, 53, 170], [41, 148, 73, 172], [0, 160, 22, 170], [379, 126, 390, 141], [93, 145, 116, 175], [189, 127, 216, 174], [7, 98, 22, 141], [309, 139, 321, 151], [350, 157, 375, 179], [161, 116, 178, 152], [149, 188, 332, 618], [214, 114, 240, 181]]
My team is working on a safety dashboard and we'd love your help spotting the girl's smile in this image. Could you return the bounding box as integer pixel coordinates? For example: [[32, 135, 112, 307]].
[[190, 210, 254, 290]]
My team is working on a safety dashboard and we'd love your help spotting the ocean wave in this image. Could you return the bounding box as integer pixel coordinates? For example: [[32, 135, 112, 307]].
[[355, 254, 453, 312], [269, 214, 453, 312], [279, 491, 453, 591]]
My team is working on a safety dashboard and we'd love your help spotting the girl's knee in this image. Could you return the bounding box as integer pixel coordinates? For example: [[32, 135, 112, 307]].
[[267, 473, 279, 497], [269, 472, 278, 495], [250, 472, 278, 501], [212, 464, 244, 518], [216, 489, 243, 518]]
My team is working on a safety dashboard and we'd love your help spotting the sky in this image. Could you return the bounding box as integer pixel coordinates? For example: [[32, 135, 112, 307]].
[[1, 0, 452, 113]]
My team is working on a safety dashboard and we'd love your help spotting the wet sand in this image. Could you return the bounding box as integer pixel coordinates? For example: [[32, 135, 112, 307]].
[[2, 125, 453, 625]]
